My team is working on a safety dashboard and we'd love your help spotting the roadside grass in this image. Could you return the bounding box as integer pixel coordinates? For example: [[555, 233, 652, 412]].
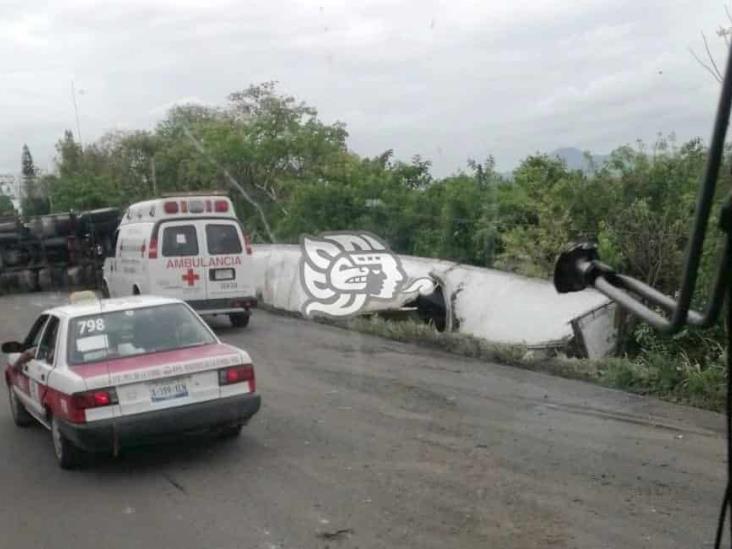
[[336, 315, 726, 413]]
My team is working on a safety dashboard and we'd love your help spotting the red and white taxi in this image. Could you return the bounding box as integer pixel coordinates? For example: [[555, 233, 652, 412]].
[[3, 293, 260, 468]]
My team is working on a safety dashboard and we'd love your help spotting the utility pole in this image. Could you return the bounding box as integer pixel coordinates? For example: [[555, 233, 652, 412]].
[[71, 80, 83, 146], [150, 156, 158, 196]]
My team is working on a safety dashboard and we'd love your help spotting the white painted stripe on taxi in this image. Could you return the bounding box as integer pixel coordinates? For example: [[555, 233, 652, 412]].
[[83, 353, 243, 387], [219, 381, 252, 398], [85, 406, 117, 422]]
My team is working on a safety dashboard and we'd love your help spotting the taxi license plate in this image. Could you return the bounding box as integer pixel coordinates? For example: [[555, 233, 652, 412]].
[[149, 377, 189, 402]]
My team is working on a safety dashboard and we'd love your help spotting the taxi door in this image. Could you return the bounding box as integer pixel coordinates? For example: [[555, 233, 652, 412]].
[[155, 221, 207, 301], [10, 314, 48, 409], [24, 315, 61, 418]]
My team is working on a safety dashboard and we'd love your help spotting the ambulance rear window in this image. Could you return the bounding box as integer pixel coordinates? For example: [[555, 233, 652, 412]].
[[206, 224, 242, 255], [162, 225, 198, 257]]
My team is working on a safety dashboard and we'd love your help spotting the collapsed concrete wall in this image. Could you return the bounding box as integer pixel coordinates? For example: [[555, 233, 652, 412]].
[[251, 244, 617, 358]]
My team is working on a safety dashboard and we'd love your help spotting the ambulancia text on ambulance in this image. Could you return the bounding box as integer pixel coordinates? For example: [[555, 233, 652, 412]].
[[103, 193, 256, 327], [3, 292, 261, 468]]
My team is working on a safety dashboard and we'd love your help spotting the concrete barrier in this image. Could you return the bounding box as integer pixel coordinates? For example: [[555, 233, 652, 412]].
[[250, 244, 616, 357]]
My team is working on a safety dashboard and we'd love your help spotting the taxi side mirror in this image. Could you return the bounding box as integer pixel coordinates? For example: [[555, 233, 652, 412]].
[[1, 341, 22, 354]]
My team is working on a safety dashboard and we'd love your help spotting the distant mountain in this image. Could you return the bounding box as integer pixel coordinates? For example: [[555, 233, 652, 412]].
[[550, 147, 609, 173]]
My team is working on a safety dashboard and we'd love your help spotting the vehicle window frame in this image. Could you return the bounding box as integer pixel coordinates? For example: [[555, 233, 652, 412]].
[[110, 228, 119, 258], [205, 223, 243, 255], [23, 314, 49, 351], [35, 316, 60, 365], [162, 224, 199, 257]]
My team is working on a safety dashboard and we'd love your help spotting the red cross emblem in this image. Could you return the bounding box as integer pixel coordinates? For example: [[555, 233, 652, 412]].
[[182, 268, 200, 287]]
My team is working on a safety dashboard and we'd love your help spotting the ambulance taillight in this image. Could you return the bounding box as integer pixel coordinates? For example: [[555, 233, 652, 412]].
[[148, 237, 158, 259], [244, 233, 253, 255]]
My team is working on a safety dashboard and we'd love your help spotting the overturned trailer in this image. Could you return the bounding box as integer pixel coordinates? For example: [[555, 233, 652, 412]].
[[0, 208, 120, 293], [251, 244, 618, 359]]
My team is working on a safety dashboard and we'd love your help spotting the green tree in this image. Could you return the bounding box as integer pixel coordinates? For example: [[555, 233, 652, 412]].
[[20, 144, 49, 216], [153, 83, 349, 241], [49, 174, 116, 212], [0, 195, 15, 216], [56, 130, 84, 179], [493, 155, 586, 276]]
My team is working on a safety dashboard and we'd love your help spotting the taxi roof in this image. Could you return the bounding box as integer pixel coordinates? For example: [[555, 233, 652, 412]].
[[48, 295, 183, 319]]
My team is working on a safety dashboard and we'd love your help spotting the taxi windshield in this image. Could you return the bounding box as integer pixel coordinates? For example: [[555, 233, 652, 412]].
[[67, 303, 216, 365]]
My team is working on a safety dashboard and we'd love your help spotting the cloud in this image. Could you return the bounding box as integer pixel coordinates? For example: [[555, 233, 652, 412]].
[[0, 0, 729, 176]]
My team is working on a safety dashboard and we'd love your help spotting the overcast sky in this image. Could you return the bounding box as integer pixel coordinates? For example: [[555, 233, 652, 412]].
[[2, 0, 730, 176]]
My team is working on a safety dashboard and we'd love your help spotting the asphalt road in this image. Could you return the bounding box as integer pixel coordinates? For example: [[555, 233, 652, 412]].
[[0, 292, 727, 549]]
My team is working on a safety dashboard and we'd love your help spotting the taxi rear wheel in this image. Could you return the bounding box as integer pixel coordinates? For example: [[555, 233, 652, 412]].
[[51, 415, 83, 469], [8, 387, 33, 427]]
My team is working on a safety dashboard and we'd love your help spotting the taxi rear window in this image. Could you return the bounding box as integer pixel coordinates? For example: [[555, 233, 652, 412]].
[[162, 225, 198, 257], [67, 304, 216, 365], [206, 224, 242, 255]]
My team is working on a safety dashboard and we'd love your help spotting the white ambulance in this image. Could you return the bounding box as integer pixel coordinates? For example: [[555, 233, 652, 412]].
[[102, 194, 256, 327]]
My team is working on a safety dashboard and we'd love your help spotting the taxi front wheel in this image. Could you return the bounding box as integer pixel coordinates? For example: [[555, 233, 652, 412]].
[[51, 416, 83, 469]]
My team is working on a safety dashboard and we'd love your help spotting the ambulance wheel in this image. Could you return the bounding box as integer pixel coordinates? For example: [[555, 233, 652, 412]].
[[229, 313, 250, 328], [51, 415, 83, 469], [8, 387, 33, 427]]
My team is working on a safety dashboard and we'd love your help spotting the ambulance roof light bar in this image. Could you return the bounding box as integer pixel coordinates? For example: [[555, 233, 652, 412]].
[[159, 191, 228, 198]]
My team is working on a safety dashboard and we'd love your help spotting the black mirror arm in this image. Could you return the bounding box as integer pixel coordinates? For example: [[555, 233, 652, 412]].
[[581, 203, 732, 333]]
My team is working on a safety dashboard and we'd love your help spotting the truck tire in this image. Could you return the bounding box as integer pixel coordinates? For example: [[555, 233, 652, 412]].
[[18, 269, 38, 293], [67, 266, 82, 287], [52, 267, 69, 290], [51, 214, 76, 237], [2, 248, 21, 267], [84, 265, 96, 287], [38, 268, 52, 291], [0, 219, 18, 233], [3, 272, 20, 291], [27, 218, 45, 239], [77, 209, 120, 238]]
